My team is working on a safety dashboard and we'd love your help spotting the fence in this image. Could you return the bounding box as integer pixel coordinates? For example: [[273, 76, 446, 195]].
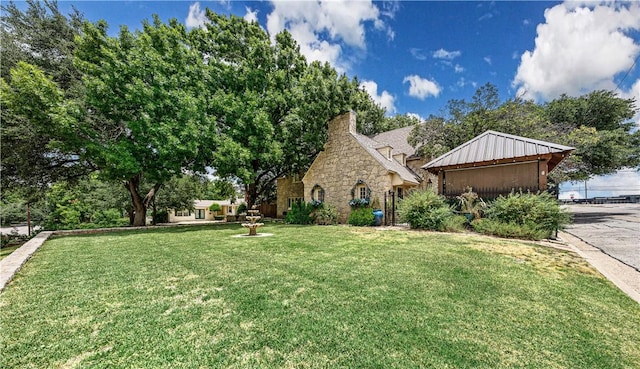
[[258, 203, 277, 218], [443, 186, 549, 201]]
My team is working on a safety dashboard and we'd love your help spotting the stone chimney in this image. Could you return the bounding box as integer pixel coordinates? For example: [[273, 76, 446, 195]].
[[328, 111, 356, 139]]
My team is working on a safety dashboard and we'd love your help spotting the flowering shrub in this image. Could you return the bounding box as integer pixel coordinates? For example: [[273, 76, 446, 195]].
[[310, 200, 323, 209], [349, 198, 370, 208]]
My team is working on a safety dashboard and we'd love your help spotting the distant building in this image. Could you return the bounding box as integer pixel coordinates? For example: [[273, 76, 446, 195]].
[[168, 200, 238, 223]]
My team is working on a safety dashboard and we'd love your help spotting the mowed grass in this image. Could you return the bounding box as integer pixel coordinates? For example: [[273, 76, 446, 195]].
[[1, 224, 639, 368]]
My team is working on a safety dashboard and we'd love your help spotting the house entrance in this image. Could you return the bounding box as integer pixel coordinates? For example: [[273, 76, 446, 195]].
[[195, 209, 206, 219]]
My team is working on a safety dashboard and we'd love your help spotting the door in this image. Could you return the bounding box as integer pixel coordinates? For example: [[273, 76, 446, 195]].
[[195, 209, 206, 219]]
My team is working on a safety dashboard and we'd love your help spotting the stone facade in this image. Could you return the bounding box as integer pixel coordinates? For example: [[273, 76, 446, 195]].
[[301, 112, 419, 223], [276, 174, 305, 218]]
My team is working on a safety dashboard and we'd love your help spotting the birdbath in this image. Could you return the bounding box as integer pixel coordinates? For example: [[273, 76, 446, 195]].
[[241, 209, 264, 236]]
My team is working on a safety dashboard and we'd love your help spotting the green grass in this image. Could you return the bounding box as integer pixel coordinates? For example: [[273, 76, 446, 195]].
[[1, 224, 639, 368], [0, 243, 22, 260]]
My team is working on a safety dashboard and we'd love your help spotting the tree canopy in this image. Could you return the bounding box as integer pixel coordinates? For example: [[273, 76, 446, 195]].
[[190, 12, 384, 207]]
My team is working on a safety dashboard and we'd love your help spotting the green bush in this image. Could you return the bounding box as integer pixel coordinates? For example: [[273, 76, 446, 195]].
[[348, 207, 375, 226], [91, 209, 127, 227], [285, 201, 314, 225], [480, 191, 570, 239], [443, 215, 468, 232], [472, 219, 548, 240], [315, 204, 338, 225], [236, 203, 247, 215], [209, 203, 222, 213], [397, 190, 456, 231]]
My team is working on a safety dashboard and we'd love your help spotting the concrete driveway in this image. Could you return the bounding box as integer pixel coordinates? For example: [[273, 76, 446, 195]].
[[563, 203, 640, 271]]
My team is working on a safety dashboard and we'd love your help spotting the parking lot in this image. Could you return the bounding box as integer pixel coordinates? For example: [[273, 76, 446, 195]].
[[563, 203, 640, 271]]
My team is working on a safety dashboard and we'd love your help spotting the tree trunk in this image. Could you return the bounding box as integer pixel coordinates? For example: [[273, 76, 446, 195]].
[[246, 183, 257, 209], [125, 175, 162, 227]]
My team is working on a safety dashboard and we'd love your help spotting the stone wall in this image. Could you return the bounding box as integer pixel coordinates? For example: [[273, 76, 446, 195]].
[[302, 112, 394, 223], [407, 157, 438, 192], [276, 175, 305, 218]]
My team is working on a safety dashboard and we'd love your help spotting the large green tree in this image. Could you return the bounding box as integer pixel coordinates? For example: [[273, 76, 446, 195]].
[[0, 0, 83, 94], [74, 17, 214, 225], [192, 12, 384, 207], [1, 1, 89, 195]]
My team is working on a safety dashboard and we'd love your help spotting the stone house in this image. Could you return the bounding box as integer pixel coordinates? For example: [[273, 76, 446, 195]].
[[277, 111, 434, 223]]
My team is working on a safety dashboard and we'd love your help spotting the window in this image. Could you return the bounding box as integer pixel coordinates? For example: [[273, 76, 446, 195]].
[[288, 197, 304, 209], [311, 185, 325, 202], [397, 187, 403, 199], [359, 186, 367, 199], [175, 209, 190, 217], [195, 209, 205, 219]]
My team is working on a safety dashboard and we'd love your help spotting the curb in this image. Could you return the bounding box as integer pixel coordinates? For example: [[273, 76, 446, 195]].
[[0, 231, 53, 292], [558, 230, 640, 305]]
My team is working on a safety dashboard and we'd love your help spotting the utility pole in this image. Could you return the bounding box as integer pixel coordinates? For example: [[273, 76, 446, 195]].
[[584, 180, 588, 200]]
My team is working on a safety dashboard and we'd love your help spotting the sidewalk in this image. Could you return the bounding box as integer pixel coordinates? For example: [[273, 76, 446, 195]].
[[559, 230, 640, 304]]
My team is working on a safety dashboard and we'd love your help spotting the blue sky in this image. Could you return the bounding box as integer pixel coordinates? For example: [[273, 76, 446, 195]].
[[16, 0, 640, 197]]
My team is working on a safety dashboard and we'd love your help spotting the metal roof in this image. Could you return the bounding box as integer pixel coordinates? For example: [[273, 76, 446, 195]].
[[422, 130, 574, 170]]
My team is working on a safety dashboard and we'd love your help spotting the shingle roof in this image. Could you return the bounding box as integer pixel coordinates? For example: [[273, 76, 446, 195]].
[[353, 132, 420, 185], [371, 125, 417, 156], [422, 130, 574, 170]]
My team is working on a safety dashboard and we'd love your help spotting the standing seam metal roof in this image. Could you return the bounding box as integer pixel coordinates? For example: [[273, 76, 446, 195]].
[[422, 130, 575, 169]]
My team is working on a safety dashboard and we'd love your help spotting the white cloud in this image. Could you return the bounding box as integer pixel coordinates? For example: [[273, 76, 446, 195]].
[[410, 48, 427, 60], [403, 75, 441, 99], [483, 56, 492, 65], [360, 80, 396, 114], [186, 2, 207, 28], [433, 48, 461, 60], [265, 0, 390, 71], [407, 112, 424, 122], [513, 2, 640, 101], [620, 78, 640, 128], [244, 7, 258, 23], [454, 64, 465, 73]]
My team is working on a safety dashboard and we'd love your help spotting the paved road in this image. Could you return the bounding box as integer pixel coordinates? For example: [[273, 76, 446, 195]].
[[564, 203, 640, 271]]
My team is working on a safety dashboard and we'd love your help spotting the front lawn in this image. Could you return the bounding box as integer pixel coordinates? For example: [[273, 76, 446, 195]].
[[1, 224, 639, 368]]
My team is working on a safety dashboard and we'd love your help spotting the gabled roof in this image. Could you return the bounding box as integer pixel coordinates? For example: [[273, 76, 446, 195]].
[[353, 132, 420, 185], [371, 125, 417, 156], [422, 130, 574, 172]]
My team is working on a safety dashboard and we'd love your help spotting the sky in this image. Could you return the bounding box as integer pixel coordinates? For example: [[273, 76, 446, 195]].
[[15, 0, 640, 197]]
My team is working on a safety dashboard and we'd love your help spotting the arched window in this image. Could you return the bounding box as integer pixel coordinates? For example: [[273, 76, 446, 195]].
[[350, 180, 371, 200], [311, 184, 325, 202]]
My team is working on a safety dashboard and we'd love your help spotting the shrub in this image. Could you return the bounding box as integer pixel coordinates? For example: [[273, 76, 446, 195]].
[[472, 219, 548, 240], [443, 215, 468, 233], [348, 207, 374, 226], [285, 201, 314, 225], [315, 204, 338, 225], [91, 209, 127, 227], [209, 203, 222, 213], [480, 191, 570, 239], [397, 190, 456, 231], [236, 203, 247, 215]]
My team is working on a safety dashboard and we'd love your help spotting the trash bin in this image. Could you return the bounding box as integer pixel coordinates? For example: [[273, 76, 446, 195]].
[[372, 209, 383, 226]]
